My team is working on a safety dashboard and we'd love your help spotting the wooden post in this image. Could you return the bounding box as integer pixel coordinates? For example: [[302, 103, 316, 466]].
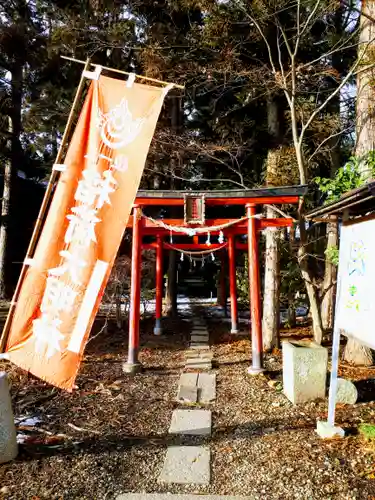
[[228, 234, 239, 333], [154, 235, 163, 335], [246, 204, 264, 374], [123, 205, 143, 373], [0, 59, 91, 353]]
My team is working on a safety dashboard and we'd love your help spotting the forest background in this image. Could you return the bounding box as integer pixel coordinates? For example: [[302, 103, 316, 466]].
[[1, 0, 375, 365]]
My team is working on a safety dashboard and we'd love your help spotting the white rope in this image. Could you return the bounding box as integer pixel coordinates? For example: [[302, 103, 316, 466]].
[[165, 242, 227, 255], [143, 213, 262, 236]]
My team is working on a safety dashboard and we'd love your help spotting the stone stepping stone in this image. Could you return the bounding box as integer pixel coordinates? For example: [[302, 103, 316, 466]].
[[117, 496, 253, 500], [190, 343, 210, 350], [177, 385, 198, 403], [191, 330, 209, 336], [169, 409, 211, 435], [191, 335, 209, 343], [158, 446, 210, 484], [180, 373, 198, 385], [186, 350, 213, 359], [177, 373, 199, 403], [186, 359, 212, 370], [177, 372, 216, 401], [198, 373, 216, 403]]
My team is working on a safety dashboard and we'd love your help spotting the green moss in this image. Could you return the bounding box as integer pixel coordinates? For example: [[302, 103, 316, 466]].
[[359, 423, 375, 440]]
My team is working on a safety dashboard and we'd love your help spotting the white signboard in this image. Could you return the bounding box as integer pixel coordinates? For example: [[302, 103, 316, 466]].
[[335, 217, 375, 348]]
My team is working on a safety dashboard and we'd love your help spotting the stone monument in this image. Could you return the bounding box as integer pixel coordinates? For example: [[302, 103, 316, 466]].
[[283, 340, 328, 404], [0, 372, 18, 463], [335, 378, 358, 405]]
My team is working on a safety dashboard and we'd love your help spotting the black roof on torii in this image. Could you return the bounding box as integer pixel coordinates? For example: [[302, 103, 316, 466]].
[[136, 184, 308, 200]]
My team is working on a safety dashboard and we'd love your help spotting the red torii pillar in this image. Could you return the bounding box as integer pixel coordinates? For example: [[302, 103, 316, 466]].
[[246, 204, 264, 374], [123, 205, 143, 374], [228, 234, 239, 334], [218, 251, 227, 312], [154, 235, 163, 335]]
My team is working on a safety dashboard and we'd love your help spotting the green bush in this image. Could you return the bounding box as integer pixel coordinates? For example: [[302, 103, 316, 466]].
[[315, 151, 375, 204], [325, 245, 339, 266]]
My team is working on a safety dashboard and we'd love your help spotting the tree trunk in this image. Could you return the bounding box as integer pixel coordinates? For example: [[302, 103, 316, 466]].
[[164, 94, 181, 317], [165, 250, 177, 317], [287, 292, 296, 328], [343, 1, 375, 364], [0, 117, 12, 299], [321, 220, 338, 331], [0, 64, 23, 299], [263, 94, 282, 351], [298, 208, 324, 344], [263, 206, 280, 350], [356, 0, 375, 166]]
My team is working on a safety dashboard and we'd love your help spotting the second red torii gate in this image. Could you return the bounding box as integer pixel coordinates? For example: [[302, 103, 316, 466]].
[[123, 185, 307, 375]]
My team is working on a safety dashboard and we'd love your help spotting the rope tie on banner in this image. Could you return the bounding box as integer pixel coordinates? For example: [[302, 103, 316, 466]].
[[126, 73, 136, 88], [83, 65, 102, 80]]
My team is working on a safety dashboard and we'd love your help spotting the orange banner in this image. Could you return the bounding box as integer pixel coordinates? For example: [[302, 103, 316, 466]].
[[4, 75, 171, 390]]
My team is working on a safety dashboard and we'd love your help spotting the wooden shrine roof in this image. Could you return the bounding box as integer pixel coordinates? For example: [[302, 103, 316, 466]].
[[307, 181, 375, 220]]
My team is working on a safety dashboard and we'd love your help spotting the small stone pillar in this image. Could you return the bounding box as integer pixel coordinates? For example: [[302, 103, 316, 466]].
[[0, 372, 18, 463], [283, 340, 328, 404]]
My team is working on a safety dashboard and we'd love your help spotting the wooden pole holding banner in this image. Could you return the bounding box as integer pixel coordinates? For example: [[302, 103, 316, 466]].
[[0, 59, 91, 353], [317, 229, 345, 439], [327, 325, 341, 426], [316, 299, 344, 437], [61, 56, 185, 90]]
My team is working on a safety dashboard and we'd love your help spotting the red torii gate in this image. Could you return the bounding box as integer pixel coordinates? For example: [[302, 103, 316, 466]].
[[123, 185, 307, 375]]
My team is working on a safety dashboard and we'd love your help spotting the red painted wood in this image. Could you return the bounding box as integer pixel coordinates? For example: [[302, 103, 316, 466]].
[[206, 196, 299, 206], [143, 242, 248, 250], [228, 234, 238, 333], [163, 243, 228, 251], [259, 218, 293, 228], [135, 196, 299, 206], [128, 217, 242, 228], [127, 205, 142, 365], [142, 242, 259, 252], [247, 204, 263, 371], [127, 217, 293, 231], [155, 235, 163, 323], [236, 243, 248, 251]]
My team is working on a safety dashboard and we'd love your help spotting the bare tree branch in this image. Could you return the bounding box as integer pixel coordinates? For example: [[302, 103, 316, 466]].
[[308, 126, 353, 163]]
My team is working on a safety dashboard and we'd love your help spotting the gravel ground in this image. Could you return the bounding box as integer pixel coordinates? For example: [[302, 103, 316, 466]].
[[1, 310, 375, 499]]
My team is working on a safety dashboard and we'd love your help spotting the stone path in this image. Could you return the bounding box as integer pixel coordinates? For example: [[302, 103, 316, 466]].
[[158, 304, 216, 486], [159, 446, 211, 484], [177, 372, 216, 403], [169, 409, 211, 435], [117, 495, 253, 500]]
